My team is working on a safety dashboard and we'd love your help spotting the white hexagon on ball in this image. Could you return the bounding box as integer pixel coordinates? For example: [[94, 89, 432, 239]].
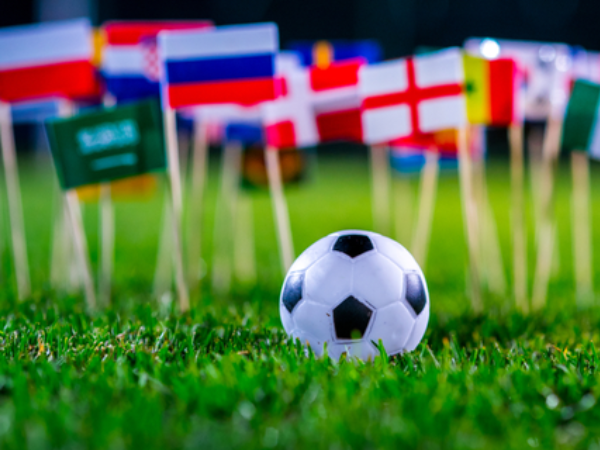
[[279, 230, 430, 361]]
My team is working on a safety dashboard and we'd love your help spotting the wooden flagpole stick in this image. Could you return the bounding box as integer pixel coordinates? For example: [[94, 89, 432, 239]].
[[532, 117, 563, 310], [571, 150, 593, 305], [153, 191, 174, 299], [370, 144, 392, 236], [265, 146, 294, 274], [393, 175, 414, 246], [457, 126, 483, 311], [234, 192, 257, 285], [411, 150, 439, 270], [0, 101, 30, 300], [64, 190, 96, 309], [163, 106, 189, 312], [509, 122, 528, 312], [98, 183, 114, 306], [186, 118, 209, 287], [211, 141, 243, 294]]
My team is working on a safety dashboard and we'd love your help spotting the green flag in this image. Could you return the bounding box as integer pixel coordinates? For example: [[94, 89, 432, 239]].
[[562, 80, 600, 158], [46, 100, 166, 190]]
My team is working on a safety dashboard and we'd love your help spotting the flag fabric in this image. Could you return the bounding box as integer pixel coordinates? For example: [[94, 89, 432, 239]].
[[359, 48, 466, 145], [464, 38, 572, 120], [11, 98, 62, 124], [463, 54, 518, 126], [562, 80, 600, 159], [0, 19, 98, 103], [76, 174, 158, 202], [101, 21, 212, 103], [46, 99, 166, 189], [158, 23, 280, 109], [288, 40, 382, 67], [390, 147, 459, 175], [571, 48, 600, 84]]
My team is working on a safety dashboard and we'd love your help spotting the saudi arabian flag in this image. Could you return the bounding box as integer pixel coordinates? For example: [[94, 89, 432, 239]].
[[562, 80, 600, 158], [46, 100, 166, 189]]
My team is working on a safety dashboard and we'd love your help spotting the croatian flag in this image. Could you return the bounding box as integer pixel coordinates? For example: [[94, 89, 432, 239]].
[[359, 48, 466, 145], [0, 19, 98, 103], [102, 21, 212, 103], [158, 23, 279, 109]]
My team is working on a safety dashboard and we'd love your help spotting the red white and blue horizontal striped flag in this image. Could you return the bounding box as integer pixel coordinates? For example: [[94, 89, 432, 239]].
[[101, 21, 212, 104], [0, 19, 98, 103], [158, 23, 280, 109]]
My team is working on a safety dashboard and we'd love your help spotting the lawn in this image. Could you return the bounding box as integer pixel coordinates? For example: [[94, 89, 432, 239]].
[[0, 148, 599, 449]]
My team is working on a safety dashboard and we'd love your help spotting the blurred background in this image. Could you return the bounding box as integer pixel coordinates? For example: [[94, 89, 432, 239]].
[[3, 0, 600, 59]]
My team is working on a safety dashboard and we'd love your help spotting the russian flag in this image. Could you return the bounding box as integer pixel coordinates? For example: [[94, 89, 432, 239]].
[[158, 23, 280, 109], [0, 19, 99, 103], [101, 21, 212, 104]]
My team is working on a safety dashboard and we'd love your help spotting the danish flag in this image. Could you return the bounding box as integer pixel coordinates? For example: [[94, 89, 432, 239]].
[[359, 48, 467, 145]]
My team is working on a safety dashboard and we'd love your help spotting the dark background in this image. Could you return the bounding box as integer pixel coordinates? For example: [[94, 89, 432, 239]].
[[2, 0, 600, 58]]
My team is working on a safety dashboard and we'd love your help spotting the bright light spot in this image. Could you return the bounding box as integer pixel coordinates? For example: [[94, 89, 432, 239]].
[[546, 393, 560, 409], [556, 54, 571, 72], [480, 39, 500, 59], [539, 45, 557, 62]]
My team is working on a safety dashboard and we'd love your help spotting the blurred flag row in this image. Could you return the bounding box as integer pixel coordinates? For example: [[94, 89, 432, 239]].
[[2, 18, 600, 165]]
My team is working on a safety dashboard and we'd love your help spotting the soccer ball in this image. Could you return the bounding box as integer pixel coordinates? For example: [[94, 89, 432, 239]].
[[280, 230, 429, 360]]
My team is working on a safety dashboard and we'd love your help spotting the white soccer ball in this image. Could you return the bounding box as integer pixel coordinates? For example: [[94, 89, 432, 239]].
[[280, 230, 429, 360]]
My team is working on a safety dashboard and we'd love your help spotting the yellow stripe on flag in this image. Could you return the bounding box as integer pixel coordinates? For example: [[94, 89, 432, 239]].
[[92, 28, 106, 68], [463, 54, 490, 125], [77, 174, 158, 202], [313, 41, 334, 69]]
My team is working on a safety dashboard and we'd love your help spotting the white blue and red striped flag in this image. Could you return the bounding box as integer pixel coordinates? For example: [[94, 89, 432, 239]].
[[158, 23, 280, 109], [101, 21, 212, 104], [0, 19, 98, 103]]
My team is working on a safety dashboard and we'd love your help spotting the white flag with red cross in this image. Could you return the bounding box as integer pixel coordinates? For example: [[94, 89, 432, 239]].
[[359, 48, 467, 145]]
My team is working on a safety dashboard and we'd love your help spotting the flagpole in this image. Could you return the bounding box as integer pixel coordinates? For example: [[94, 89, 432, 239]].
[[571, 150, 593, 305], [98, 183, 114, 306], [411, 150, 439, 270], [0, 101, 30, 300], [163, 106, 189, 312], [186, 117, 209, 288], [457, 126, 482, 311], [211, 140, 243, 294], [265, 145, 294, 274], [64, 189, 96, 310], [370, 144, 392, 236], [509, 122, 528, 312], [532, 117, 563, 310], [153, 191, 173, 300]]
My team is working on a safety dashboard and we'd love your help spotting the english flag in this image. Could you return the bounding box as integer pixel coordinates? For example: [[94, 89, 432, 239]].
[[158, 23, 280, 109], [359, 48, 466, 145], [101, 21, 212, 103], [0, 19, 98, 103]]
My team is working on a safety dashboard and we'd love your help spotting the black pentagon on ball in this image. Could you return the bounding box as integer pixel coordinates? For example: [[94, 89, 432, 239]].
[[333, 296, 373, 340], [333, 234, 374, 258], [282, 272, 304, 313], [405, 273, 427, 315]]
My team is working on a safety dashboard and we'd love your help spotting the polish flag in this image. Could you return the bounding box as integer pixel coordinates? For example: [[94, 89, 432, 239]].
[[0, 19, 99, 103], [359, 48, 467, 145]]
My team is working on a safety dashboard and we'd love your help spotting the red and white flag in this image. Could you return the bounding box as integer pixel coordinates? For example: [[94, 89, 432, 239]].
[[359, 48, 466, 145], [0, 19, 98, 103]]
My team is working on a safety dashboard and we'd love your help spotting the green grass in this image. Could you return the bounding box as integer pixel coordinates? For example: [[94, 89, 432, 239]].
[[0, 150, 600, 449]]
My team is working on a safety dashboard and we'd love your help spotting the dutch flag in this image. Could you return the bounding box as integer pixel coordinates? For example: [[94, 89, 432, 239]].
[[158, 23, 280, 109]]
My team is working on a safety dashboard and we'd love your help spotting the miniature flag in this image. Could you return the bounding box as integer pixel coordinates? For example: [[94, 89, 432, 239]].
[[46, 99, 166, 189], [359, 48, 466, 145], [310, 58, 364, 143], [288, 40, 382, 67], [76, 174, 157, 202], [562, 80, 600, 158], [0, 19, 99, 103], [101, 21, 212, 103], [464, 38, 572, 120], [463, 54, 518, 126], [159, 23, 279, 108], [11, 98, 62, 124], [390, 147, 458, 175]]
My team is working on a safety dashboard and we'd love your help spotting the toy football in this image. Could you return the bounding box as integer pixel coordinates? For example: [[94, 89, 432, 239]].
[[280, 230, 430, 360]]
